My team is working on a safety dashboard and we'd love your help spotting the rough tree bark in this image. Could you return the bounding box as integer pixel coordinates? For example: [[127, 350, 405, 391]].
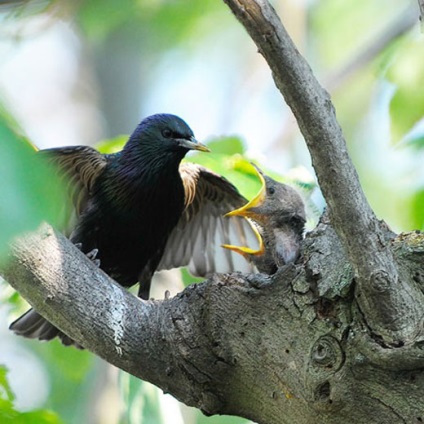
[[2, 1, 424, 423]]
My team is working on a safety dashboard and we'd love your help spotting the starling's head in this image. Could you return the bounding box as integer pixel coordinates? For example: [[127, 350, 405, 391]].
[[125, 114, 210, 158], [226, 163, 306, 228]]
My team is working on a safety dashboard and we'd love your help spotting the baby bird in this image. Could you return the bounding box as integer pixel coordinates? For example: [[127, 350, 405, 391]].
[[223, 164, 306, 274]]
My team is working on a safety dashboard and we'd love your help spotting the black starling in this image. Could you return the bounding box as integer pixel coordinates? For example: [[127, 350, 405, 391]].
[[10, 114, 256, 346], [223, 164, 306, 274]]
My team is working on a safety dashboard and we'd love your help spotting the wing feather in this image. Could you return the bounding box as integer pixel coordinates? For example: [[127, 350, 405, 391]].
[[157, 163, 258, 276], [38, 146, 108, 234]]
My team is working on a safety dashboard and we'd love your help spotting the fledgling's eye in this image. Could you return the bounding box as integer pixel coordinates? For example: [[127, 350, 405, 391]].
[[162, 129, 172, 138], [268, 187, 275, 195]]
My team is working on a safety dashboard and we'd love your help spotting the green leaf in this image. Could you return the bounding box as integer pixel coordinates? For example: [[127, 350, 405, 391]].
[[0, 119, 66, 258], [1, 409, 62, 424], [96, 134, 128, 154], [77, 0, 140, 41], [411, 189, 424, 231], [0, 366, 15, 402], [76, 0, 222, 48], [186, 150, 262, 200], [206, 136, 246, 155], [181, 267, 203, 287]]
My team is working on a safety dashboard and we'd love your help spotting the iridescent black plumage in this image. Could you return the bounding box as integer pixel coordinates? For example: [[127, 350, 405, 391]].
[[10, 114, 257, 347], [72, 114, 195, 297]]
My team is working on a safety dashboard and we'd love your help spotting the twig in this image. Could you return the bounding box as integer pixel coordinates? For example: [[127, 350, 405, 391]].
[[325, 6, 417, 91], [419, 0, 424, 31]]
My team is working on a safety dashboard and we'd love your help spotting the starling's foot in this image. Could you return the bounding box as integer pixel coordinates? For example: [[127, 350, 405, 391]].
[[86, 248, 101, 267], [74, 243, 83, 250]]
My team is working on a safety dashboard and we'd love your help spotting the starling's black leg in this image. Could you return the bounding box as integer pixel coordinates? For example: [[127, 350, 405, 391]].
[[137, 266, 154, 300], [137, 252, 164, 300], [137, 285, 150, 300], [137, 278, 152, 300]]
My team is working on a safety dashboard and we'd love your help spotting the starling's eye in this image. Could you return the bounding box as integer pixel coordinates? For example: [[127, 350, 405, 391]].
[[268, 187, 275, 195], [162, 129, 172, 138]]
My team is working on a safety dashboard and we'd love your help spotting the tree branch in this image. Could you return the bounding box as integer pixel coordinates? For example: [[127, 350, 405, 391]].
[[419, 0, 424, 31], [3, 223, 424, 423], [324, 6, 417, 91], [223, 0, 424, 344], [6, 225, 256, 410], [0, 224, 341, 423], [1, 225, 237, 415]]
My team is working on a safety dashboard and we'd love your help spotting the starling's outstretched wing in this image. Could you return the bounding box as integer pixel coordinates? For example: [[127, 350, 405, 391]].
[[157, 163, 259, 276], [38, 146, 108, 235]]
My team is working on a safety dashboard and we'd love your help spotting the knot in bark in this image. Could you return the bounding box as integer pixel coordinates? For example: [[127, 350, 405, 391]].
[[311, 335, 344, 372], [369, 269, 393, 293]]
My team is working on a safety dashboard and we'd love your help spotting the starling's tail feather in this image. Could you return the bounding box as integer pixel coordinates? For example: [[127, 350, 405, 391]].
[[9, 308, 83, 349]]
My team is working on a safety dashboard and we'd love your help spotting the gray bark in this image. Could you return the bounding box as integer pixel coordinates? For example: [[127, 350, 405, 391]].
[[223, 0, 424, 346], [2, 222, 424, 423], [2, 1, 424, 423]]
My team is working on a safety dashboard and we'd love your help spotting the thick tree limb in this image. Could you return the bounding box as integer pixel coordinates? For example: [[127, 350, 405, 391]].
[[1, 225, 234, 415], [223, 0, 424, 344], [3, 224, 424, 424]]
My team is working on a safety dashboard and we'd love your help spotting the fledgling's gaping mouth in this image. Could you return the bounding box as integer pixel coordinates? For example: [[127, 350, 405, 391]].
[[222, 163, 266, 257], [222, 219, 265, 257], [224, 163, 266, 221]]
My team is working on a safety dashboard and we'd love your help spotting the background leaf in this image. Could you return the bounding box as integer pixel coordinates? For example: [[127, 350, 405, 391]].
[[0, 108, 65, 259]]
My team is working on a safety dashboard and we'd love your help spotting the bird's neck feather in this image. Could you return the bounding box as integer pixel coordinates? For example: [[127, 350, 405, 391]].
[[118, 143, 182, 175], [108, 149, 184, 206]]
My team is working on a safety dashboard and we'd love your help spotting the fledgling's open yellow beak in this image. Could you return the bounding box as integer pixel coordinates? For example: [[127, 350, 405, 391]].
[[222, 221, 265, 257], [222, 163, 266, 257], [224, 163, 266, 220]]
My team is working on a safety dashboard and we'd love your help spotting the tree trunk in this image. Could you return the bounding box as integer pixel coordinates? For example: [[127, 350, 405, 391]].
[[2, 1, 424, 423]]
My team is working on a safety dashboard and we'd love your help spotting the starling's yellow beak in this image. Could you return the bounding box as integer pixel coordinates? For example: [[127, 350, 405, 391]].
[[222, 221, 265, 257], [224, 163, 266, 219], [177, 137, 211, 152]]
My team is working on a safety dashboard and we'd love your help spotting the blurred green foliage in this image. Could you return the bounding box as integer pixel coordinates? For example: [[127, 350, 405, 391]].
[[76, 0, 224, 50], [411, 190, 424, 231], [0, 366, 63, 424], [0, 107, 65, 259], [387, 37, 424, 144]]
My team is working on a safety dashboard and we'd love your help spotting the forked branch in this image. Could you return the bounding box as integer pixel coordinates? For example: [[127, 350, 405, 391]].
[[223, 0, 424, 343]]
